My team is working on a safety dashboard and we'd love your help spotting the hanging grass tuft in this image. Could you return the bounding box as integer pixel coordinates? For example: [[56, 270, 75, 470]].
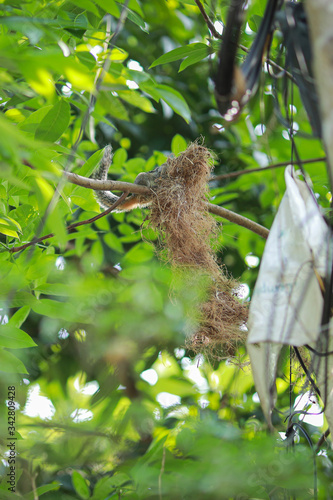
[[149, 141, 248, 356]]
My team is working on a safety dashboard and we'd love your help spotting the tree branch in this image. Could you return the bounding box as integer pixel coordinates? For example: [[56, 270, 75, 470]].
[[8, 167, 269, 253], [195, 0, 221, 38], [63, 171, 150, 195], [64, 171, 269, 239], [207, 203, 269, 239]]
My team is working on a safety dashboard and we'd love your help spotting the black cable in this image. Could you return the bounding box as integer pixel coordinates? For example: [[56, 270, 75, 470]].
[[293, 346, 321, 397], [305, 343, 333, 357]]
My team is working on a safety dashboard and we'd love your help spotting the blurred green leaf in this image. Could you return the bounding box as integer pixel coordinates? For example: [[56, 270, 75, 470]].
[[0, 348, 28, 373], [118, 90, 155, 113], [35, 100, 71, 142], [94, 0, 120, 16], [150, 43, 209, 68], [140, 82, 191, 123], [25, 482, 61, 500], [76, 149, 105, 179], [179, 47, 210, 71], [8, 306, 31, 328], [171, 134, 187, 155], [0, 325, 36, 349], [72, 471, 90, 500], [104, 232, 124, 253]]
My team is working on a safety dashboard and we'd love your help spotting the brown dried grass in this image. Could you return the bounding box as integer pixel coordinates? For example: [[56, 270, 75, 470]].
[[149, 142, 248, 356]]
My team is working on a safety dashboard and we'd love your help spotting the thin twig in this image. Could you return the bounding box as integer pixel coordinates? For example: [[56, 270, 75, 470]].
[[31, 472, 39, 500], [195, 0, 221, 38], [158, 447, 166, 500], [212, 156, 327, 181], [315, 428, 330, 453], [9, 192, 129, 253]]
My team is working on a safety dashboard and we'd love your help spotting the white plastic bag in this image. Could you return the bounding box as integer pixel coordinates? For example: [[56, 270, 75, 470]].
[[247, 166, 331, 426]]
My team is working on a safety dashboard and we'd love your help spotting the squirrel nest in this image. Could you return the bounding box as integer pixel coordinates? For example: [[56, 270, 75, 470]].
[[149, 142, 248, 357]]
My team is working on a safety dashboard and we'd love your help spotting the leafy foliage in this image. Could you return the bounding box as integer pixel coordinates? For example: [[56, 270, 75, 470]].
[[0, 0, 331, 498]]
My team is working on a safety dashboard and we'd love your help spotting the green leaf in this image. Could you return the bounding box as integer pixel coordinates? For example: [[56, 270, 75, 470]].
[[71, 194, 100, 212], [104, 233, 124, 253], [76, 51, 96, 70], [69, 0, 100, 15], [91, 240, 104, 266], [91, 476, 116, 500], [8, 306, 31, 328], [248, 14, 262, 33], [126, 0, 144, 16], [112, 148, 128, 169], [25, 482, 61, 500], [158, 85, 191, 123], [0, 489, 23, 500], [179, 47, 210, 71], [34, 284, 73, 296], [124, 157, 146, 175], [31, 299, 90, 322], [99, 92, 129, 121], [109, 472, 131, 488], [47, 205, 68, 248], [140, 82, 191, 123], [122, 242, 154, 264], [0, 325, 37, 349], [127, 10, 147, 32], [118, 90, 155, 113], [91, 473, 131, 500], [35, 100, 71, 142], [4, 292, 38, 308], [0, 216, 22, 234], [151, 377, 197, 397], [74, 13, 88, 30], [0, 225, 18, 238], [171, 134, 187, 155], [0, 349, 28, 374], [19, 106, 53, 134], [150, 43, 208, 68], [1, 17, 45, 44], [76, 149, 105, 178], [72, 471, 90, 500], [5, 216, 22, 232], [8, 205, 39, 237], [94, 0, 120, 16]]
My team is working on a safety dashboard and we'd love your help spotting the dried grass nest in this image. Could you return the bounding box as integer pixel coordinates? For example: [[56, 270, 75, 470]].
[[148, 142, 248, 357]]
